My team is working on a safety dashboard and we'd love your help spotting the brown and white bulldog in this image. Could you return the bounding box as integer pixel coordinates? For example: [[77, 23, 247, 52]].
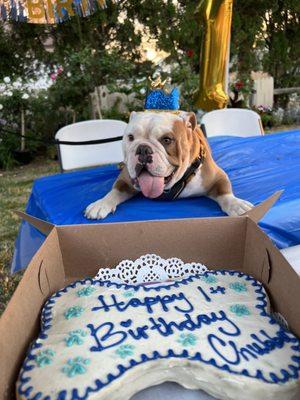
[[85, 111, 253, 219]]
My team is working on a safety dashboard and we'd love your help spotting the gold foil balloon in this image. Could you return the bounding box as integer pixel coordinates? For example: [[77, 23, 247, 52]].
[[194, 0, 233, 111]]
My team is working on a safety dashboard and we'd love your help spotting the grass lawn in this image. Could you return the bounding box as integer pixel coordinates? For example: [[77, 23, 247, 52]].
[[0, 158, 59, 315]]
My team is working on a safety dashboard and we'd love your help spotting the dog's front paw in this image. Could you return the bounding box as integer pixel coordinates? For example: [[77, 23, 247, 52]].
[[220, 195, 253, 217], [85, 199, 116, 220]]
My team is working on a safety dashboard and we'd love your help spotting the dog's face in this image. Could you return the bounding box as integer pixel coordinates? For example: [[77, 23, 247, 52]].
[[122, 111, 200, 198]]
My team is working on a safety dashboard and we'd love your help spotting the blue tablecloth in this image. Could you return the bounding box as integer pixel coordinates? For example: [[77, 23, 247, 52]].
[[12, 130, 300, 272]]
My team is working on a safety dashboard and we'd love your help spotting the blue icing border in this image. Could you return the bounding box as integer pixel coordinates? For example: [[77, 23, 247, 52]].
[[17, 270, 300, 400]]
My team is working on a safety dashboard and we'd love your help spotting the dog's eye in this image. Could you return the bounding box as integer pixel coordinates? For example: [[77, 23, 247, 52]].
[[128, 134, 134, 142], [162, 136, 173, 145]]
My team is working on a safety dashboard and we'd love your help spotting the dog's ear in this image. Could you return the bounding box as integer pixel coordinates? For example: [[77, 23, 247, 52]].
[[129, 111, 137, 122], [180, 112, 197, 130]]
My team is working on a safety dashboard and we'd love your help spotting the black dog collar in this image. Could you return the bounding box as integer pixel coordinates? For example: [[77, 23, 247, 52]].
[[156, 154, 204, 201]]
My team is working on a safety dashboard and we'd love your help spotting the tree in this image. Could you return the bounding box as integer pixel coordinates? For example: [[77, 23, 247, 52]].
[[262, 1, 300, 105], [230, 1, 266, 74], [230, 0, 300, 94]]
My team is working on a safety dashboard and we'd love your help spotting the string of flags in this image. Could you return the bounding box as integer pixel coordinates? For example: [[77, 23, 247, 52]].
[[0, 0, 106, 24]]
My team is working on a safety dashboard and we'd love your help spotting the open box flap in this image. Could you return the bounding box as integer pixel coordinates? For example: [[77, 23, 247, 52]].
[[15, 210, 55, 236], [242, 190, 283, 223], [15, 191, 282, 235]]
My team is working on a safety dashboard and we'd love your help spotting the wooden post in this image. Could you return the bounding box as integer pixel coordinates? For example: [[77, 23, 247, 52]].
[[89, 93, 96, 119], [96, 87, 103, 119], [251, 73, 274, 108], [21, 106, 26, 151]]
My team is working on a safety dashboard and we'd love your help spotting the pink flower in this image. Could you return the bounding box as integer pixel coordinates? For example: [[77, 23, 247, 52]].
[[50, 73, 57, 81], [57, 66, 64, 75]]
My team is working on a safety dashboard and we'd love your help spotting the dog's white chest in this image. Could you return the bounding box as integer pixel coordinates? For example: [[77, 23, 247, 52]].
[[178, 169, 207, 198]]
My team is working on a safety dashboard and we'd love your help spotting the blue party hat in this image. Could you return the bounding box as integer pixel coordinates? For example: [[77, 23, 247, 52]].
[[144, 76, 180, 111]]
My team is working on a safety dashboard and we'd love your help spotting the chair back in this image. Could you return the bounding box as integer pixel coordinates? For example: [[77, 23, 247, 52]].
[[201, 109, 264, 137], [55, 119, 127, 171]]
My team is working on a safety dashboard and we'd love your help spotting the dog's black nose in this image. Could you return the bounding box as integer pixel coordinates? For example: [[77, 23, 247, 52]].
[[136, 144, 153, 164]]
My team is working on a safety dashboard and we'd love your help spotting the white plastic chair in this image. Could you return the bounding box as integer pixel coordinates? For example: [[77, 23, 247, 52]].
[[280, 245, 300, 276], [201, 109, 264, 138], [55, 119, 127, 171]]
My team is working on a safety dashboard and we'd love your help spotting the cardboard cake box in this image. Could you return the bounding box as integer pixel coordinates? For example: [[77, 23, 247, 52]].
[[0, 191, 299, 399]]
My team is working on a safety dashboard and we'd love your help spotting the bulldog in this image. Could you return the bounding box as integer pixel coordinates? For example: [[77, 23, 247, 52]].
[[85, 111, 253, 219]]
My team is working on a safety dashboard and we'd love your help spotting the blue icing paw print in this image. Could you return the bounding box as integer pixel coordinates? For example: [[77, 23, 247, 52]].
[[64, 306, 84, 320], [123, 290, 135, 298], [64, 329, 88, 347], [35, 349, 55, 367], [115, 344, 135, 359], [201, 275, 217, 284], [230, 304, 251, 317], [177, 333, 197, 347], [62, 357, 91, 377], [77, 286, 96, 297], [229, 282, 247, 293]]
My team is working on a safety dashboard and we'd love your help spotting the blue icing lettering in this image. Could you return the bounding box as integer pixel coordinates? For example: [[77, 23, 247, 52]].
[[217, 311, 241, 336], [115, 344, 135, 359], [208, 334, 240, 365], [77, 286, 96, 297], [64, 330, 88, 347], [92, 292, 193, 314], [210, 286, 226, 295], [120, 319, 132, 328], [230, 304, 250, 317], [149, 310, 240, 338], [197, 286, 211, 302], [64, 306, 84, 320], [177, 333, 197, 347], [88, 307, 240, 353], [35, 349, 55, 367], [173, 293, 194, 313], [62, 357, 91, 377], [128, 325, 149, 340], [208, 328, 299, 374], [229, 282, 247, 293], [88, 322, 127, 352]]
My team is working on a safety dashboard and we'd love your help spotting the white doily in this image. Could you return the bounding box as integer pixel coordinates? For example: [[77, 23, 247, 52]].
[[94, 254, 209, 285]]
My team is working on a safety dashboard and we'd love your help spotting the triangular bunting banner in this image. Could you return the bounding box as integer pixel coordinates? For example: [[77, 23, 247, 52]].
[[0, 0, 106, 24]]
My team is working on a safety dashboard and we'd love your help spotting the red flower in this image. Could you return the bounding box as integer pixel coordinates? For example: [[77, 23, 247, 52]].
[[186, 49, 194, 58], [235, 81, 244, 90]]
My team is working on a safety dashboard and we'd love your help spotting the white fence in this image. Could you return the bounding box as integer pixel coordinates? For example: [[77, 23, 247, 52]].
[[251, 75, 274, 108], [90, 86, 142, 119]]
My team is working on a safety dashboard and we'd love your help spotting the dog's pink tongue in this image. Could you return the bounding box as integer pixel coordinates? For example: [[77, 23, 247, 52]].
[[137, 171, 164, 198]]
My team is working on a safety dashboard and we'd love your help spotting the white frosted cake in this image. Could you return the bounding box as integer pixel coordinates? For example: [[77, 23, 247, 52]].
[[17, 271, 300, 400]]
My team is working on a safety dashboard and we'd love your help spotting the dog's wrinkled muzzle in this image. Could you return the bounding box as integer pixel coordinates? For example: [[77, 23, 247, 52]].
[[131, 144, 165, 199], [136, 144, 153, 165]]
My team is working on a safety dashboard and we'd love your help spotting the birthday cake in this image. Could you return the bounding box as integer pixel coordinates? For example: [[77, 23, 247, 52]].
[[17, 271, 300, 400]]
